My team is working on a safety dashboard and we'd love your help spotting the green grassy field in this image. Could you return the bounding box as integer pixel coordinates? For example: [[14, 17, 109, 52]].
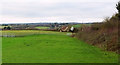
[[73, 24, 91, 28], [2, 30, 118, 63], [1, 30, 67, 37], [35, 26, 50, 29], [0, 26, 12, 29], [0, 26, 6, 29]]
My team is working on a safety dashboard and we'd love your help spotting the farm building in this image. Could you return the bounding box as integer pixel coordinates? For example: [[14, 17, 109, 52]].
[[59, 26, 71, 32]]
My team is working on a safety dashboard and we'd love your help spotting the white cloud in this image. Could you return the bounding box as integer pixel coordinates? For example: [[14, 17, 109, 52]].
[[2, 0, 119, 3], [1, 15, 103, 24], [0, 0, 119, 23]]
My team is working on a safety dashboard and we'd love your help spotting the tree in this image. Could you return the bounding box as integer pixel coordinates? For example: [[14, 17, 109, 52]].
[[4, 27, 7, 30], [116, 1, 120, 18], [2, 24, 8, 26], [54, 22, 58, 25], [7, 26, 11, 30]]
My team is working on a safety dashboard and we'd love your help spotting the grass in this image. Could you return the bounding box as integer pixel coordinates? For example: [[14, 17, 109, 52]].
[[73, 24, 91, 28], [1, 30, 67, 37], [0, 37, 1, 65], [35, 26, 50, 29], [0, 26, 6, 29], [0, 26, 11, 29], [2, 30, 118, 63]]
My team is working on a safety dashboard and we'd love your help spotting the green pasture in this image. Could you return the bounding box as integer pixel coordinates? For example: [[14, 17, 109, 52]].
[[35, 26, 50, 29], [2, 30, 118, 63], [73, 24, 91, 28], [0, 26, 11, 29], [0, 26, 5, 29], [1, 30, 67, 37], [0, 37, 1, 65]]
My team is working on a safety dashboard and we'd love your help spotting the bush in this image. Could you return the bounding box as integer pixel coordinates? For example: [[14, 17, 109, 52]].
[[75, 14, 119, 53], [3, 26, 11, 30]]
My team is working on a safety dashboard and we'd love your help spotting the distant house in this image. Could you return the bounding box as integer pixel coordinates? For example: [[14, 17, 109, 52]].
[[59, 26, 71, 32]]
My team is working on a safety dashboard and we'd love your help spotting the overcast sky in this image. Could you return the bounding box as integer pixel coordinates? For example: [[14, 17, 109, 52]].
[[0, 0, 119, 24]]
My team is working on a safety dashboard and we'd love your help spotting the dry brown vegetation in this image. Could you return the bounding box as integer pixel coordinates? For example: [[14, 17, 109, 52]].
[[75, 13, 119, 53]]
